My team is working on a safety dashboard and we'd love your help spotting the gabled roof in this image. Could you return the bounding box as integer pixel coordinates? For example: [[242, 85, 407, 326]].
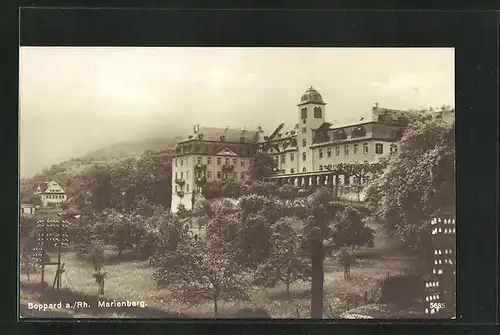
[[34, 180, 66, 194], [216, 147, 239, 156]]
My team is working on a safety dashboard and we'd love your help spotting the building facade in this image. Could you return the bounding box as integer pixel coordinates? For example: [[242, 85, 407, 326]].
[[171, 87, 408, 213], [33, 180, 68, 208]]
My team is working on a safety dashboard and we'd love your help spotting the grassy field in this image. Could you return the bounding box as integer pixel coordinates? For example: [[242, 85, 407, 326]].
[[20, 222, 426, 319]]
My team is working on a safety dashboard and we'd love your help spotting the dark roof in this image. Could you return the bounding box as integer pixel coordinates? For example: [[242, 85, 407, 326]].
[[36, 182, 48, 193], [299, 86, 325, 105], [182, 127, 260, 143]]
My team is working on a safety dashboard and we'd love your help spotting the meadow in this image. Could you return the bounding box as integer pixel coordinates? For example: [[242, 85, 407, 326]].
[[20, 222, 426, 319]]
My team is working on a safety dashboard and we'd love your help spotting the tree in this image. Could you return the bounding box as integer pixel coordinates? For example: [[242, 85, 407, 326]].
[[135, 150, 173, 209], [300, 188, 341, 318], [138, 212, 189, 266], [221, 180, 245, 198], [152, 236, 250, 317], [336, 247, 357, 281], [365, 111, 455, 257], [276, 183, 300, 201], [109, 158, 138, 210], [254, 218, 310, 300], [248, 153, 278, 181], [202, 181, 224, 199], [90, 243, 106, 295], [20, 250, 38, 281], [336, 162, 386, 201], [333, 207, 375, 250], [97, 209, 144, 257], [89, 165, 115, 212]]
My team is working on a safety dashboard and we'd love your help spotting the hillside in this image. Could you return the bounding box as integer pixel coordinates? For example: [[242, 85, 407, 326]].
[[20, 136, 179, 202], [82, 136, 182, 161]]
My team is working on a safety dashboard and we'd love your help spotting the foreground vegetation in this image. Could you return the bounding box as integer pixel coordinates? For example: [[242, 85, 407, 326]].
[[20, 108, 455, 318]]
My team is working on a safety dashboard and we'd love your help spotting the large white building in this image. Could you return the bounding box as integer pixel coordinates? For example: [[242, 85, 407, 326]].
[[33, 180, 68, 208], [171, 87, 407, 212]]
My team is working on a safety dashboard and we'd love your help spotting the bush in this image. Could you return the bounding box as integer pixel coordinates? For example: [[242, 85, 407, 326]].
[[379, 273, 424, 304], [233, 308, 271, 318]]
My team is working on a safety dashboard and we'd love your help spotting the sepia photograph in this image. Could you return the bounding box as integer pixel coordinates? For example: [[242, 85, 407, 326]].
[[19, 47, 456, 319]]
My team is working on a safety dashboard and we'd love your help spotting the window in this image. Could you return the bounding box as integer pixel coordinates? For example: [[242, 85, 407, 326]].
[[175, 185, 178, 192], [175, 172, 178, 179], [302, 167, 306, 172], [319, 165, 323, 171], [217, 171, 222, 179], [314, 107, 322, 118], [186, 170, 189, 178], [302, 152, 307, 161], [281, 155, 285, 163], [354, 144, 359, 155], [344, 145, 349, 156], [302, 127, 307, 134], [233, 172, 237, 180], [290, 153, 294, 162], [175, 159, 178, 167], [233, 158, 237, 166], [225, 158, 230, 165], [344, 176, 350, 185], [241, 160, 245, 167], [217, 157, 221, 165], [363, 143, 369, 154], [186, 184, 189, 192], [181, 172, 184, 179], [207, 171, 213, 180], [181, 159, 184, 166], [290, 168, 295, 173], [302, 139, 307, 147], [301, 108, 307, 119], [197, 157, 202, 164], [327, 148, 332, 157], [375, 143, 384, 154], [197, 171, 202, 178], [319, 149, 323, 159], [241, 172, 245, 180], [207, 157, 212, 165], [335, 146, 340, 156]]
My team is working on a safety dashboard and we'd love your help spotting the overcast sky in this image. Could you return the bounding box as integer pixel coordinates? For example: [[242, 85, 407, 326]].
[[20, 47, 454, 178]]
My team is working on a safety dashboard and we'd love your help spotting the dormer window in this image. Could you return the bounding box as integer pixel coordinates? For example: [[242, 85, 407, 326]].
[[351, 125, 366, 138], [240, 136, 245, 143], [334, 129, 347, 140]]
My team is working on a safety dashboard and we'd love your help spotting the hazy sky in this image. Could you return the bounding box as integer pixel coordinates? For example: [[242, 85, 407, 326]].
[[20, 47, 454, 178]]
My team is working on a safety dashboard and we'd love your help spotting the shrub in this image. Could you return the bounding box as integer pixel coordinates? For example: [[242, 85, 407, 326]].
[[379, 273, 424, 304]]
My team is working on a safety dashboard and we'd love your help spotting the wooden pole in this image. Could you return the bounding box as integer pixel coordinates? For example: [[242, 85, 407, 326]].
[[56, 220, 62, 290], [41, 220, 46, 284]]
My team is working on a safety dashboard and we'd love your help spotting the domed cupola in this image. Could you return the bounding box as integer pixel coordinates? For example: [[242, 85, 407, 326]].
[[299, 86, 326, 105]]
